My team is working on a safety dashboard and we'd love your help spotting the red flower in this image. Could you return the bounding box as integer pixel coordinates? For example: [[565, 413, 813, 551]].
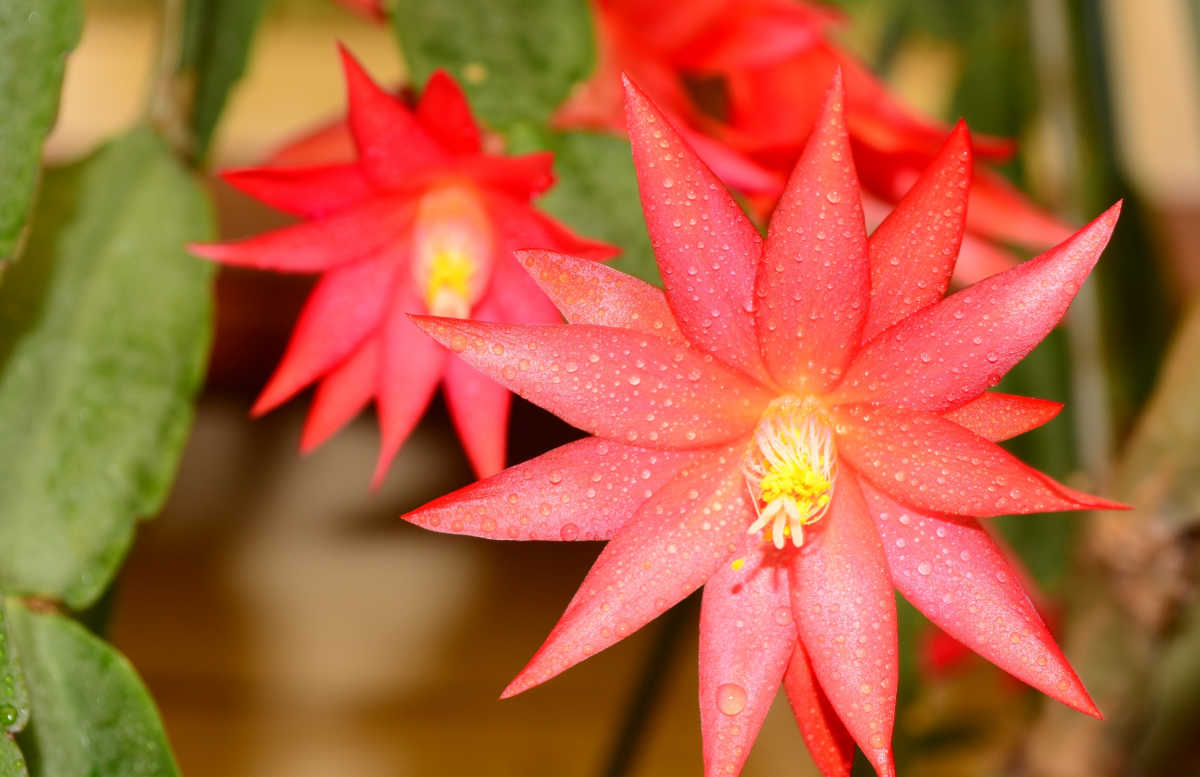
[[190, 49, 614, 485], [557, 0, 1070, 285], [405, 75, 1125, 776], [333, 0, 384, 21]]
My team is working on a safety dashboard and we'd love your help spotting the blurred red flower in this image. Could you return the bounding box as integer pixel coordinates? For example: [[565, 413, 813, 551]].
[[191, 49, 614, 485], [405, 75, 1124, 776], [333, 0, 384, 21], [557, 0, 1072, 285]]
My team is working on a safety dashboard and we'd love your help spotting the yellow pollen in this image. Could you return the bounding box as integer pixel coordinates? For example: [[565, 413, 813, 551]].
[[730, 558, 745, 571], [412, 182, 494, 319], [424, 249, 476, 316], [743, 398, 836, 550]]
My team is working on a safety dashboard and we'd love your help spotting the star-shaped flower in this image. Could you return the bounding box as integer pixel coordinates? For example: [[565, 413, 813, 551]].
[[190, 48, 614, 484], [405, 73, 1124, 776], [557, 0, 1069, 285]]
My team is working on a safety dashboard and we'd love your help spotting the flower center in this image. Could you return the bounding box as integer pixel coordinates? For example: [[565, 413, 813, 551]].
[[743, 397, 836, 549], [412, 182, 494, 318]]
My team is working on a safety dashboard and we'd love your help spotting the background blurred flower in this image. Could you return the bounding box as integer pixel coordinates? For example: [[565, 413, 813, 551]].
[[190, 48, 614, 485], [405, 75, 1123, 776]]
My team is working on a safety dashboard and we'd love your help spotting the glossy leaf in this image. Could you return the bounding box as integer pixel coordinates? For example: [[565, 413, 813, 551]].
[[0, 736, 26, 777], [390, 0, 594, 128], [0, 0, 82, 261], [0, 603, 29, 737], [0, 129, 214, 608], [179, 0, 270, 161], [7, 600, 179, 777]]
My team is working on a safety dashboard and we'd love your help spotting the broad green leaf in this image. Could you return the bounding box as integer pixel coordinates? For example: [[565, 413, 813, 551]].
[[0, 0, 83, 261], [6, 600, 179, 777], [0, 603, 29, 736], [390, 0, 594, 129], [0, 128, 215, 609], [508, 126, 659, 285], [179, 0, 270, 162], [0, 736, 26, 777]]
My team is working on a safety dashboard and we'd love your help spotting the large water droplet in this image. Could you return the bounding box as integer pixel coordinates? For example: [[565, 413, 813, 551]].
[[560, 523, 580, 541], [717, 683, 747, 716]]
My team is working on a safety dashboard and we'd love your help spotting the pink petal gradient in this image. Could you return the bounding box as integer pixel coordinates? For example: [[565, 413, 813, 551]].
[[372, 287, 448, 487], [833, 404, 1127, 516], [861, 480, 1099, 717], [403, 436, 696, 541], [300, 338, 379, 453], [461, 153, 557, 200], [486, 191, 618, 261], [789, 473, 897, 776], [783, 643, 856, 777], [623, 76, 771, 384], [699, 540, 795, 777], [415, 70, 482, 154], [188, 195, 413, 273], [862, 123, 970, 341], [443, 350, 512, 479], [502, 447, 751, 697], [833, 203, 1121, 413], [339, 46, 447, 186], [220, 164, 373, 219], [943, 392, 1063, 442], [517, 249, 685, 342], [756, 70, 870, 394], [411, 318, 773, 448], [252, 249, 399, 415]]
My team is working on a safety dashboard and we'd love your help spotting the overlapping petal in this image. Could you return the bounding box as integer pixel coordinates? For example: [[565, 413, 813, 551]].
[[943, 392, 1063, 442], [300, 338, 379, 453], [623, 76, 770, 384], [444, 349, 511, 479], [783, 643, 855, 777], [502, 447, 750, 697], [861, 481, 1099, 716], [404, 436, 696, 541], [834, 404, 1125, 516], [834, 203, 1121, 412], [756, 71, 870, 393], [411, 318, 773, 448], [415, 70, 482, 154], [220, 164, 373, 219], [517, 249, 684, 341], [862, 123, 970, 341], [789, 473, 896, 776], [699, 541, 794, 777]]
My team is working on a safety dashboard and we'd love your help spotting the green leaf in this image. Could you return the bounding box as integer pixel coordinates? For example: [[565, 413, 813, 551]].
[[0, 0, 83, 262], [508, 126, 659, 285], [0, 603, 29, 736], [0, 736, 26, 777], [6, 600, 179, 777], [0, 128, 215, 609], [179, 0, 270, 162], [390, 0, 595, 129]]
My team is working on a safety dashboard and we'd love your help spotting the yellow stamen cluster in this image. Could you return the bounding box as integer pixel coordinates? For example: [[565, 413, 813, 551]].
[[743, 398, 836, 549], [424, 249, 477, 318], [412, 182, 493, 319]]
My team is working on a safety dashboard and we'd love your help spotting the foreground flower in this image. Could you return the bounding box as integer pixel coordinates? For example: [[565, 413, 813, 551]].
[[405, 74, 1124, 776], [190, 49, 614, 484], [557, 0, 1069, 284]]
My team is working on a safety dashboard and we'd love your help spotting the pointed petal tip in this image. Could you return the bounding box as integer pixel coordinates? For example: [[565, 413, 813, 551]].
[[498, 675, 532, 700]]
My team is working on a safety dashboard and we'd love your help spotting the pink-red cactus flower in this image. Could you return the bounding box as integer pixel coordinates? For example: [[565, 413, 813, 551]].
[[404, 74, 1126, 777], [190, 48, 615, 485], [557, 0, 1071, 287], [333, 0, 384, 21]]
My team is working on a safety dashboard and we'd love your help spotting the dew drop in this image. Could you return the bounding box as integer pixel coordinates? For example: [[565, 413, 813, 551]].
[[717, 683, 747, 716], [560, 523, 580, 541], [917, 562, 932, 576], [773, 607, 792, 625]]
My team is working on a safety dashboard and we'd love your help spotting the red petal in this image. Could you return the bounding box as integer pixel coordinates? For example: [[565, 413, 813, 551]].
[[501, 448, 750, 697], [268, 119, 358, 167], [943, 392, 1063, 442], [783, 643, 856, 777], [699, 541, 795, 777], [679, 0, 833, 70], [833, 203, 1122, 412], [680, 126, 785, 196], [188, 195, 413, 273], [463, 152, 556, 200], [415, 69, 482, 154], [372, 286, 447, 487], [951, 229, 1018, 286], [789, 473, 897, 776], [220, 164, 374, 219], [411, 317, 773, 448], [834, 404, 1127, 516], [444, 352, 511, 479], [623, 76, 771, 384], [861, 480, 1100, 717], [300, 338, 380, 453], [757, 70, 870, 393], [967, 168, 1074, 249], [516, 249, 685, 342], [486, 192, 617, 261], [403, 436, 696, 541], [339, 45, 447, 186], [252, 250, 398, 415], [862, 123, 970, 341], [487, 249, 563, 326]]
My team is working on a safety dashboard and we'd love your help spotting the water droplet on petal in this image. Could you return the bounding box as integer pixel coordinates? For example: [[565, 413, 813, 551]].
[[560, 523, 580, 541], [717, 683, 747, 716]]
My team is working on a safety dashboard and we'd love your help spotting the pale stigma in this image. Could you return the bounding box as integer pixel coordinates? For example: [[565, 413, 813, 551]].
[[412, 182, 494, 318]]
